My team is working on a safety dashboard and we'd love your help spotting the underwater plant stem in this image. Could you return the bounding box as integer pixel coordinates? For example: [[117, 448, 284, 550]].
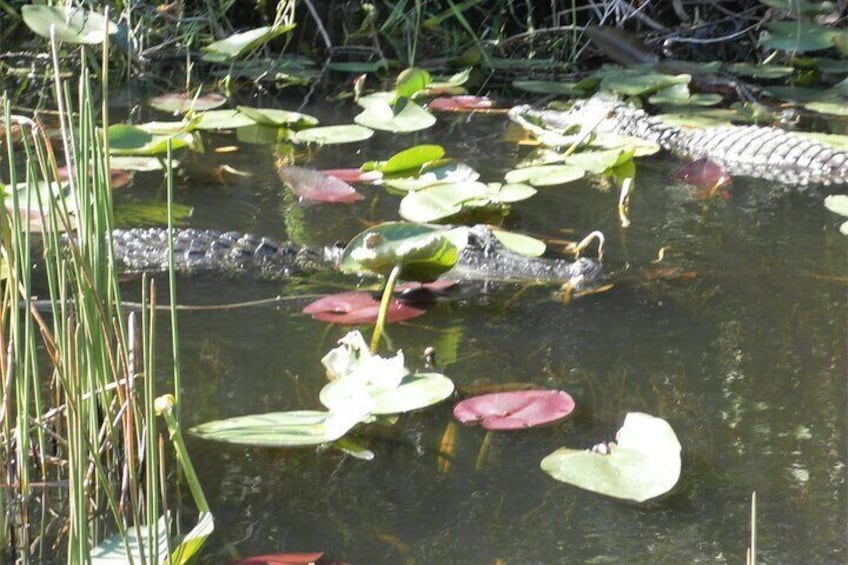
[[369, 265, 402, 353]]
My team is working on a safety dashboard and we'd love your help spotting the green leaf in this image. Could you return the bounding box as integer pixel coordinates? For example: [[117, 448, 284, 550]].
[[370, 144, 446, 174], [167, 512, 215, 565], [727, 62, 795, 79], [648, 84, 722, 106], [114, 201, 193, 227], [383, 159, 478, 192], [325, 60, 389, 73], [109, 156, 172, 171], [355, 95, 437, 133], [193, 109, 257, 130], [760, 22, 841, 52], [201, 24, 295, 62], [504, 164, 585, 187], [108, 124, 197, 155], [341, 222, 466, 281], [398, 181, 535, 223], [512, 77, 600, 95], [564, 147, 635, 175], [491, 229, 546, 257], [190, 409, 366, 447], [149, 92, 227, 114], [236, 124, 283, 145], [541, 412, 682, 502], [293, 124, 374, 145], [395, 67, 432, 100], [429, 67, 473, 88], [235, 106, 318, 127], [594, 65, 691, 96], [91, 514, 170, 563], [22, 5, 117, 45], [825, 195, 848, 234]]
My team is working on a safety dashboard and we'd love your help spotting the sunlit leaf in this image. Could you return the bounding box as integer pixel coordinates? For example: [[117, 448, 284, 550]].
[[504, 164, 585, 187], [594, 65, 690, 96], [564, 147, 635, 175], [277, 166, 365, 204], [236, 106, 318, 128], [540, 412, 682, 502], [91, 514, 170, 563], [395, 67, 431, 100], [491, 229, 546, 257], [428, 67, 472, 88], [149, 92, 227, 114], [341, 222, 466, 281], [201, 24, 296, 62], [364, 144, 446, 174], [383, 160, 479, 192], [825, 195, 848, 235], [108, 124, 197, 155], [190, 409, 366, 447], [354, 96, 436, 133], [193, 109, 257, 130], [454, 390, 575, 430], [760, 21, 841, 52], [113, 201, 193, 226], [22, 5, 117, 44], [293, 124, 374, 145], [167, 512, 215, 565], [398, 181, 535, 223]]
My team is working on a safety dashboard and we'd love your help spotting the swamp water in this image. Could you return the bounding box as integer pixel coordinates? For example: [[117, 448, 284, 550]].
[[119, 103, 846, 564]]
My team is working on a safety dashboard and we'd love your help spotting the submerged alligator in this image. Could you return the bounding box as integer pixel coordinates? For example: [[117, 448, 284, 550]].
[[509, 95, 848, 187], [110, 225, 605, 292]]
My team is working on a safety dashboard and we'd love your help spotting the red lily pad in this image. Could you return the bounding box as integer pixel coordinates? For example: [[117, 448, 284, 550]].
[[321, 168, 383, 183], [672, 158, 731, 198], [453, 390, 576, 430], [277, 166, 365, 204], [233, 552, 341, 565], [303, 291, 426, 324], [427, 95, 496, 112]]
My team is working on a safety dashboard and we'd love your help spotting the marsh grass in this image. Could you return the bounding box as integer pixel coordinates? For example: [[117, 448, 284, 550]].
[[0, 35, 202, 563]]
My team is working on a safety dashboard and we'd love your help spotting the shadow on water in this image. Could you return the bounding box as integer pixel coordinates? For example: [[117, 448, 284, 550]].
[[124, 102, 846, 563]]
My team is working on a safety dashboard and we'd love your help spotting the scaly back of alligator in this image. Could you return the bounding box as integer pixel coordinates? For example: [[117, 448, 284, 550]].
[[110, 226, 604, 292], [510, 96, 848, 186]]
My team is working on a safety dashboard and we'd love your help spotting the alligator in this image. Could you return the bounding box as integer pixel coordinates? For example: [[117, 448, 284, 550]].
[[509, 95, 848, 187], [109, 225, 606, 293]]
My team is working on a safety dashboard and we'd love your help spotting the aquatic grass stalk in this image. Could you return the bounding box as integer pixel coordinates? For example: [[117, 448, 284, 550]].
[[0, 25, 208, 563]]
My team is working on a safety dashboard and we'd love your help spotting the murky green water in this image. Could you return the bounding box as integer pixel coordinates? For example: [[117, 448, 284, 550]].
[[125, 102, 846, 564]]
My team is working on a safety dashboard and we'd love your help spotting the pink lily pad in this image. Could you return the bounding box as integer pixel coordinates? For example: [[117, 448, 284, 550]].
[[672, 158, 731, 198], [232, 552, 344, 565], [303, 291, 426, 324], [149, 91, 227, 114], [453, 390, 575, 430], [321, 168, 383, 183], [427, 95, 496, 113], [277, 166, 365, 204]]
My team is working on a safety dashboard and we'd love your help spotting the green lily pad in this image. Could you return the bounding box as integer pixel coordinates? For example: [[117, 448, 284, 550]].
[[825, 195, 848, 235], [236, 124, 283, 145], [395, 67, 432, 101], [355, 95, 437, 133], [190, 409, 366, 447], [540, 412, 682, 502], [760, 22, 841, 52], [235, 106, 318, 128], [398, 181, 536, 223], [108, 125, 197, 155], [193, 109, 257, 130], [491, 229, 546, 257], [341, 222, 466, 281], [108, 156, 172, 171], [293, 124, 374, 145], [594, 65, 691, 96], [22, 5, 117, 44], [365, 144, 446, 174], [504, 164, 585, 187], [564, 147, 635, 175], [648, 84, 723, 106], [383, 160, 479, 192], [513, 78, 599, 95], [428, 67, 472, 89], [114, 201, 193, 226], [201, 24, 296, 62], [727, 63, 795, 79]]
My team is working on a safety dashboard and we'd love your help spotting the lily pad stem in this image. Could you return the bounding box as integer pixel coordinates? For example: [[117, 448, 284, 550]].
[[370, 264, 402, 353]]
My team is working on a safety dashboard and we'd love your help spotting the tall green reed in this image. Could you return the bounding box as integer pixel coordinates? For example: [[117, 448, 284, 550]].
[[0, 32, 207, 563]]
